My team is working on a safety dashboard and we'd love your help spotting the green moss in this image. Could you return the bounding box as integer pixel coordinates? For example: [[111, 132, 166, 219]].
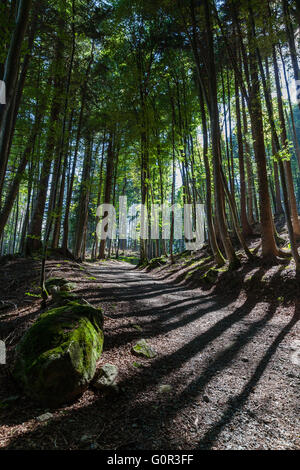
[[12, 302, 104, 407], [52, 290, 81, 305]]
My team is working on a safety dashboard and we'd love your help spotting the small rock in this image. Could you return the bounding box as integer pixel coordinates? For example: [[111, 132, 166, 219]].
[[132, 339, 157, 359], [158, 384, 172, 394], [37, 412, 53, 422], [93, 363, 118, 390], [203, 395, 210, 403], [241, 358, 249, 363]]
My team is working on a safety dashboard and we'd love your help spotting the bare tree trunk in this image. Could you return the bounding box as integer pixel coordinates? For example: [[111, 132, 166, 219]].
[[198, 81, 225, 266], [247, 7, 278, 260], [204, 0, 239, 268], [234, 69, 253, 237], [74, 136, 93, 260], [99, 132, 115, 259]]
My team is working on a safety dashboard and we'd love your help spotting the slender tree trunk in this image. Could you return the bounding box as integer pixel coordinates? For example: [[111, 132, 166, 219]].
[[93, 133, 106, 259], [247, 7, 279, 260], [234, 71, 253, 237], [241, 96, 255, 224], [99, 133, 115, 259], [204, 0, 239, 268], [74, 136, 93, 259], [198, 82, 225, 266]]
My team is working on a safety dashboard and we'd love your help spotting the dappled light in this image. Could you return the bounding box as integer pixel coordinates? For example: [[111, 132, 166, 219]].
[[0, 0, 299, 453]]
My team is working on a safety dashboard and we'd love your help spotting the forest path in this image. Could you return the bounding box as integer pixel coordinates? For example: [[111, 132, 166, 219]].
[[2, 259, 299, 450], [82, 260, 299, 450]]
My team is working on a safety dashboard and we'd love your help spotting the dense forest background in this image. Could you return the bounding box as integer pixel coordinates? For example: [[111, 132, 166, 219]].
[[1, 0, 300, 270], [1, 0, 300, 452]]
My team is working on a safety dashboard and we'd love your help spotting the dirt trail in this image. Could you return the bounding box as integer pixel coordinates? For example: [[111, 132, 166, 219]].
[[86, 261, 300, 450], [1, 260, 299, 450]]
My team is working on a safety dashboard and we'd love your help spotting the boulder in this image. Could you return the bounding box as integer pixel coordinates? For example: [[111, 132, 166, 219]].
[[12, 301, 104, 407], [45, 277, 71, 290], [60, 282, 77, 292], [45, 277, 77, 295], [51, 290, 82, 306], [132, 339, 157, 358]]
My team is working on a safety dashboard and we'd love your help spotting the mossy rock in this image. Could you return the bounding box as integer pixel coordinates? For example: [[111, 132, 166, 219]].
[[51, 290, 82, 306], [12, 301, 104, 407], [132, 339, 157, 359], [60, 282, 77, 292], [46, 278, 77, 294]]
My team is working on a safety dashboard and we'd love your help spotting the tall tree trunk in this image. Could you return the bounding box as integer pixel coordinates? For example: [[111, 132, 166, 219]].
[[241, 96, 255, 224], [234, 71, 253, 237], [93, 133, 106, 259], [204, 0, 239, 268], [74, 136, 93, 260], [198, 81, 225, 266], [99, 133, 115, 259], [247, 6, 278, 260]]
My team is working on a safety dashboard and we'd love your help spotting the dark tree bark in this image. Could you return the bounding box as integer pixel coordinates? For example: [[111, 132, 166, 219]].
[[99, 132, 115, 259]]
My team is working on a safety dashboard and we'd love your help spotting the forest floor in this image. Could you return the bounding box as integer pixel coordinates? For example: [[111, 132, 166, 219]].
[[0, 253, 299, 450]]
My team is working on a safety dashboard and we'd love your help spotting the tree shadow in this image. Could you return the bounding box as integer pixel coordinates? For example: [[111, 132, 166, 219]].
[[195, 307, 299, 449], [1, 264, 298, 450]]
